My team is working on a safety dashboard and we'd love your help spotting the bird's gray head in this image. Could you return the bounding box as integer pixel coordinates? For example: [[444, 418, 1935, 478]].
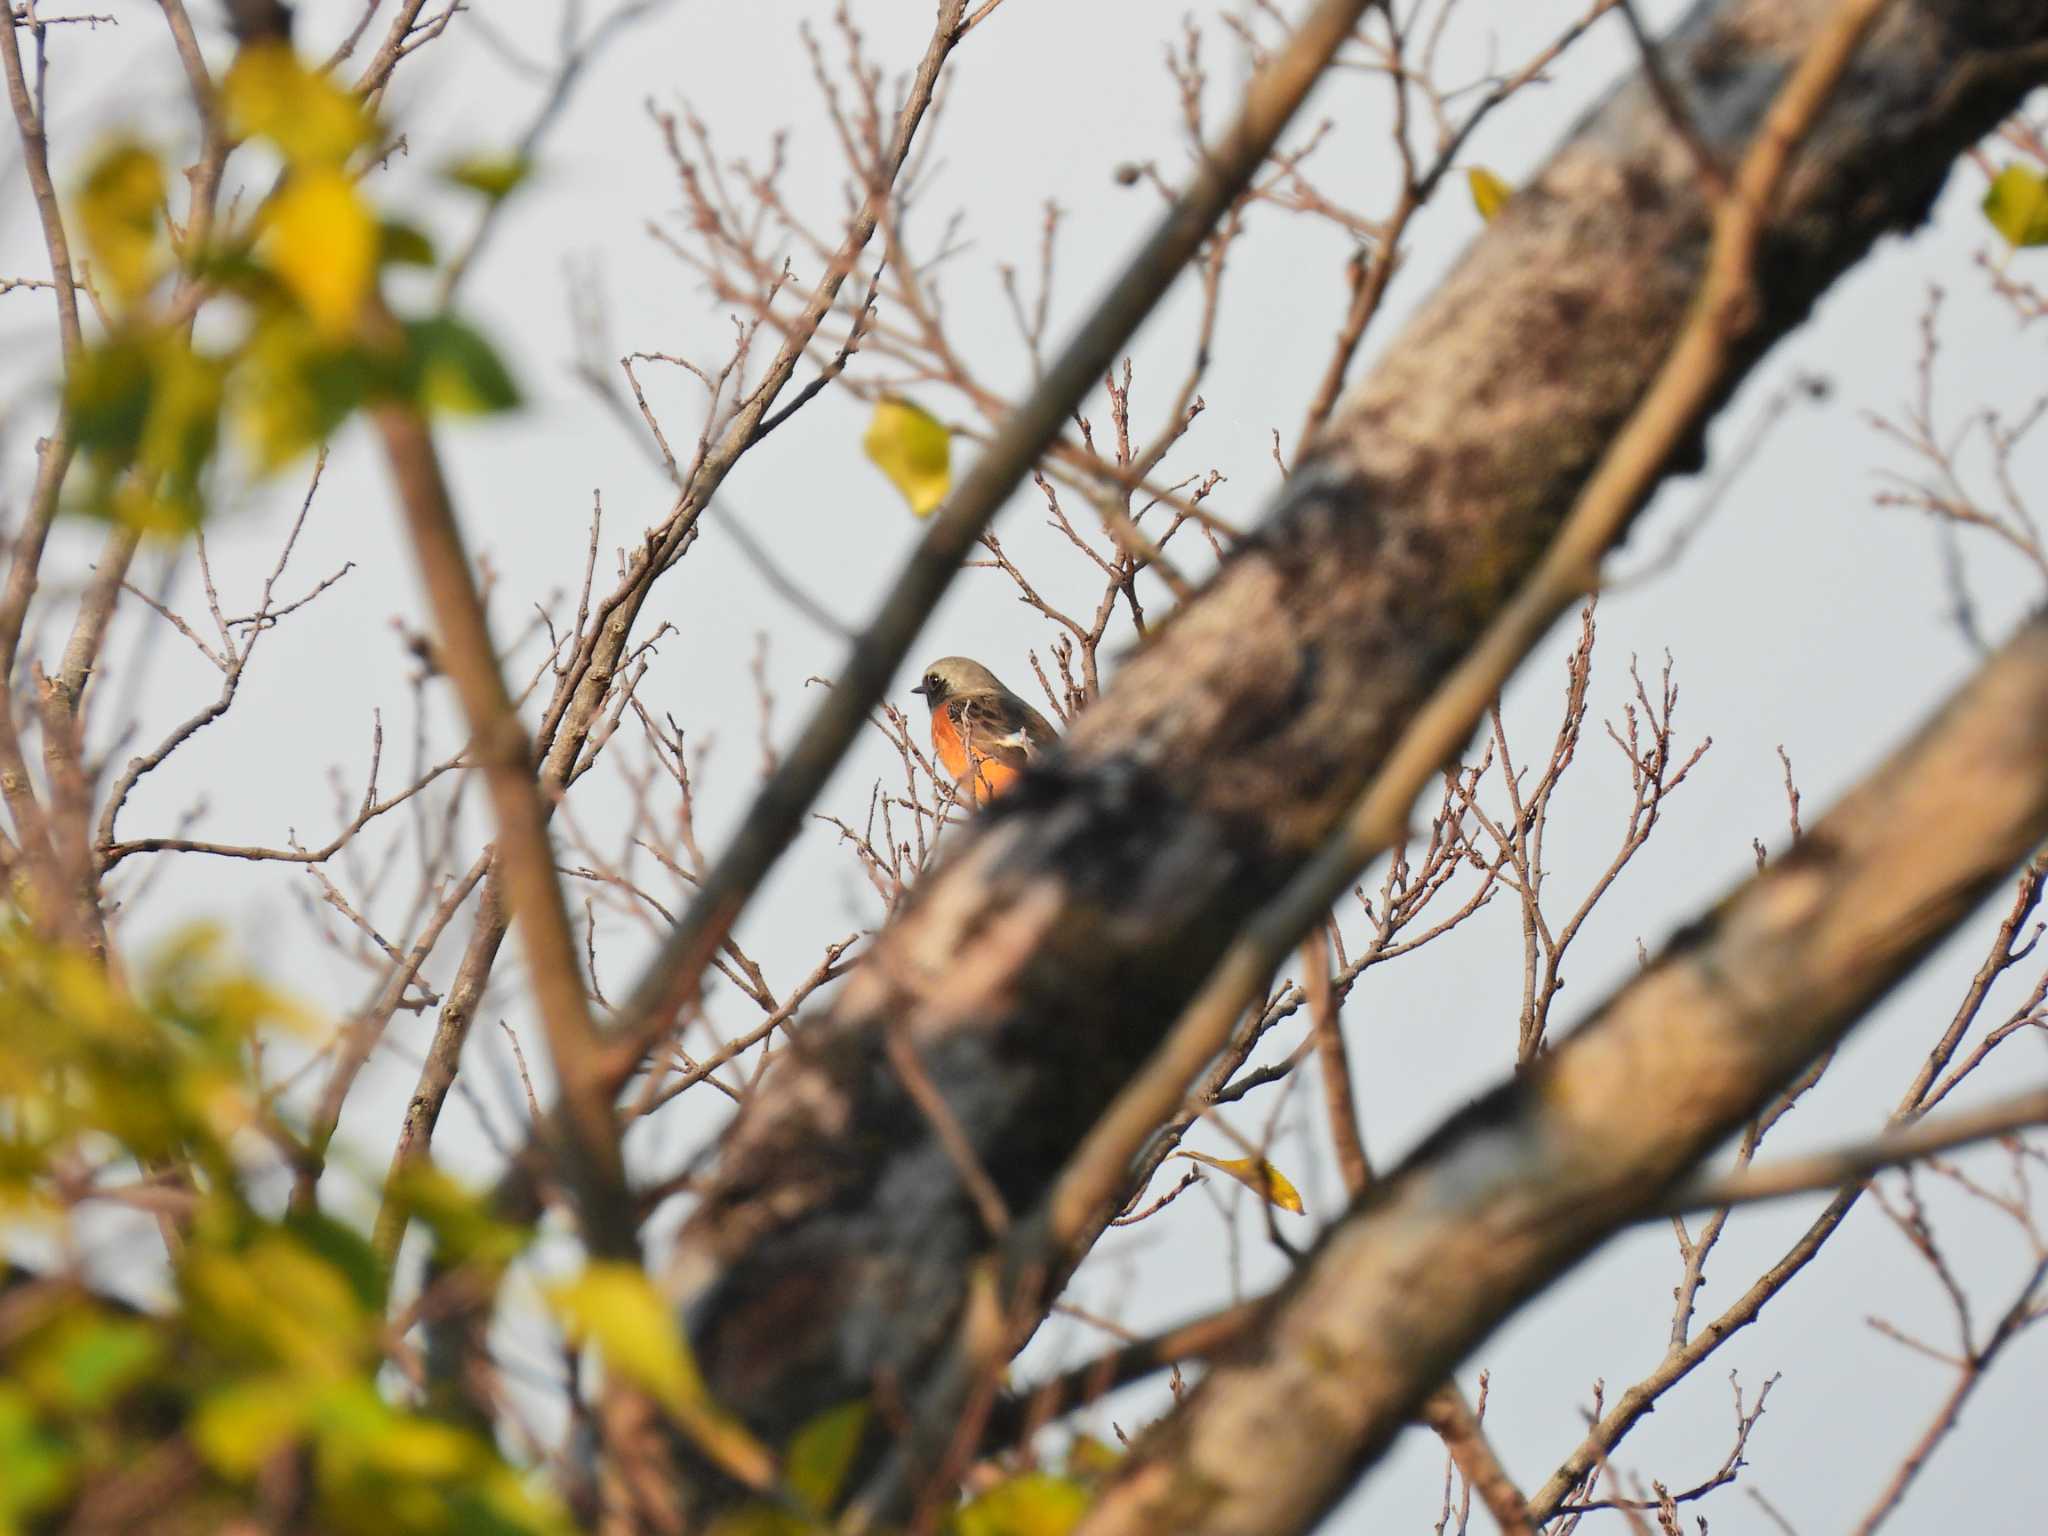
[[910, 655, 1005, 704]]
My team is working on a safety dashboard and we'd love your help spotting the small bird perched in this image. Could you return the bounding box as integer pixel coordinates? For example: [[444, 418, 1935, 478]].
[[911, 655, 1058, 804]]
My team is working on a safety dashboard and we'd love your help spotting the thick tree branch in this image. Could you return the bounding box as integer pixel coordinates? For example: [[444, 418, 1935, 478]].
[[668, 0, 2048, 1475], [1523, 842, 2047, 1525], [1074, 609, 2048, 1536], [1047, 0, 1891, 1294]]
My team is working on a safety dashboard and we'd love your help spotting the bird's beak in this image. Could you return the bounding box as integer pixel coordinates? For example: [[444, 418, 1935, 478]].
[[910, 682, 928, 697]]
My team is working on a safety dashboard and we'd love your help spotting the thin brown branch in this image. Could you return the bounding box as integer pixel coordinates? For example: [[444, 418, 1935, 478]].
[[1664, 1084, 2048, 1214], [369, 393, 626, 1255], [0, 8, 81, 681], [1045, 0, 1894, 1263], [1074, 607, 2048, 1536], [1848, 1255, 2048, 1535], [597, 0, 1376, 1090]]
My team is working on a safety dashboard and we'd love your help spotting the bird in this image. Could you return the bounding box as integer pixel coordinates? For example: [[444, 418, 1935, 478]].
[[910, 655, 1059, 805]]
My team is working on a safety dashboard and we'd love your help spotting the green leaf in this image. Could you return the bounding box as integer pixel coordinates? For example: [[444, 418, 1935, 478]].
[[0, 1386, 73, 1527], [445, 1467, 579, 1536], [64, 331, 226, 531], [863, 396, 951, 516], [1467, 166, 1512, 222], [20, 1313, 161, 1413], [951, 1473, 1090, 1536], [129, 342, 226, 530], [314, 1381, 483, 1481], [234, 310, 374, 471], [283, 1208, 387, 1316], [1982, 163, 2048, 248], [404, 315, 521, 414], [188, 240, 280, 299], [77, 140, 166, 305], [380, 219, 438, 268], [443, 154, 532, 201], [785, 1400, 869, 1516], [65, 336, 155, 466], [387, 1163, 530, 1273], [181, 1230, 375, 1379], [1174, 1150, 1306, 1214]]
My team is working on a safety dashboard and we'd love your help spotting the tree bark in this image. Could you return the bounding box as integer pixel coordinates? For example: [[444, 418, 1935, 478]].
[[1075, 610, 2048, 1536], [667, 0, 2048, 1458]]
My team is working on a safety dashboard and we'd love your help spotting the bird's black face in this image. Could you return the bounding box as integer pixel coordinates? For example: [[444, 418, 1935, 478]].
[[912, 671, 944, 702]]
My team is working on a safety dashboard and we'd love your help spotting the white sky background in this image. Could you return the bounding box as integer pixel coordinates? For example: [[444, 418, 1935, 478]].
[[3, 0, 2047, 1530]]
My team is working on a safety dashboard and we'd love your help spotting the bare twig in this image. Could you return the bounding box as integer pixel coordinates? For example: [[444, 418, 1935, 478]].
[[1664, 1084, 2048, 1213], [599, 0, 1377, 1088]]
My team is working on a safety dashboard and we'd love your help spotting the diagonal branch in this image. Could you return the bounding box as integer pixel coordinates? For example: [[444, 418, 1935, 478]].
[[378, 0, 982, 1276], [602, 0, 1379, 1074], [666, 0, 2048, 1485], [1073, 607, 2048, 1536], [369, 394, 627, 1254], [1665, 1083, 2048, 1214], [1047, 0, 1895, 1281]]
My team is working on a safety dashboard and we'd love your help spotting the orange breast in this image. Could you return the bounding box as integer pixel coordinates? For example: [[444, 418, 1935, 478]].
[[929, 704, 1022, 804], [929, 705, 969, 782], [971, 758, 1022, 803]]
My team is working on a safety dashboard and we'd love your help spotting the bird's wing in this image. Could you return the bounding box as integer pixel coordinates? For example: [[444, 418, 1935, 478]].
[[952, 692, 1054, 772], [1011, 696, 1061, 754]]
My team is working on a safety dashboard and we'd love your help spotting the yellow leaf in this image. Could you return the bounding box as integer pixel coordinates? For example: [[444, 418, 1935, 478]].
[[264, 168, 377, 338], [1982, 163, 2048, 248], [193, 1375, 312, 1475], [181, 1233, 374, 1379], [134, 342, 225, 528], [1467, 166, 1512, 222], [1064, 1434, 1122, 1479], [389, 1164, 530, 1272], [77, 140, 165, 305], [1175, 1150, 1306, 1214], [232, 310, 365, 471], [544, 1262, 702, 1414], [863, 396, 951, 516], [545, 1262, 777, 1493], [347, 1410, 485, 1480], [221, 43, 373, 167], [951, 1473, 1089, 1536]]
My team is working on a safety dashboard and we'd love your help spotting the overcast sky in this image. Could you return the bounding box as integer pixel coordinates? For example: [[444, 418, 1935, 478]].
[[4, 1, 2046, 1530]]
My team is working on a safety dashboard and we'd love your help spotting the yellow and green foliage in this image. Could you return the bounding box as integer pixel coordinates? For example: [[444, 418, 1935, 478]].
[[63, 42, 520, 534], [0, 927, 567, 1535], [0, 926, 1097, 1533]]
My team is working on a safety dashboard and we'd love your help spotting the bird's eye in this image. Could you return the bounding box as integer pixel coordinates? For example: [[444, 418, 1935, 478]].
[[924, 674, 938, 691]]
